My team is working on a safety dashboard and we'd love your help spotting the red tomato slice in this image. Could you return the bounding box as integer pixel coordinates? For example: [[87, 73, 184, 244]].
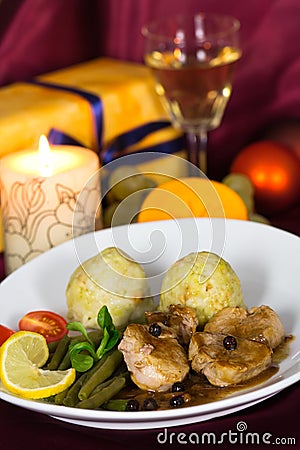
[[0, 324, 15, 346], [18, 310, 68, 343]]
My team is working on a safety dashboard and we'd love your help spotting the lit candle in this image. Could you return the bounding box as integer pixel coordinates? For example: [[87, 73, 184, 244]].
[[0, 136, 100, 274]]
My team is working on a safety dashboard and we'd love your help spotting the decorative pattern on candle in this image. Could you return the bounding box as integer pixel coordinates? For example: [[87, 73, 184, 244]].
[[1, 178, 99, 271]]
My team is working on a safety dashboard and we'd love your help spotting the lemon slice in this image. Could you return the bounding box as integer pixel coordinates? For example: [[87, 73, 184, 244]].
[[0, 331, 76, 399]]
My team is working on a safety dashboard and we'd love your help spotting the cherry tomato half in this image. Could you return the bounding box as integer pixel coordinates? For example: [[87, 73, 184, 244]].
[[0, 324, 15, 346], [18, 310, 68, 343]]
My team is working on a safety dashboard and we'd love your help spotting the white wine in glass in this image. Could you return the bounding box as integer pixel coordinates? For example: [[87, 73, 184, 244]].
[[142, 13, 241, 174]]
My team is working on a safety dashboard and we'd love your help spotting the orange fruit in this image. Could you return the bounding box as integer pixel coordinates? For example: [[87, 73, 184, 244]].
[[137, 177, 248, 222]]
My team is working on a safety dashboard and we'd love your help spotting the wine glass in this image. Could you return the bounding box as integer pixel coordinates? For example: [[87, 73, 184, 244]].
[[142, 12, 241, 174]]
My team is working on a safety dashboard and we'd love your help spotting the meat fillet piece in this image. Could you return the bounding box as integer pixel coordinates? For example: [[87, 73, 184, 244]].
[[118, 323, 190, 392], [145, 304, 199, 345], [204, 305, 285, 349], [189, 332, 273, 387]]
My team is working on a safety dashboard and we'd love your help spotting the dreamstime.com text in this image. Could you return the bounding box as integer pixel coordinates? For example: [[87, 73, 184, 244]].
[[156, 421, 296, 446]]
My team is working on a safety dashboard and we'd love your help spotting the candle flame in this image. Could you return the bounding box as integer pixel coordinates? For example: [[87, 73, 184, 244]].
[[39, 135, 53, 177]]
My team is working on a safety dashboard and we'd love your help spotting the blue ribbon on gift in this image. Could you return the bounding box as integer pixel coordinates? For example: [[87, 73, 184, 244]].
[[27, 79, 103, 152], [27, 79, 184, 163], [102, 120, 184, 164]]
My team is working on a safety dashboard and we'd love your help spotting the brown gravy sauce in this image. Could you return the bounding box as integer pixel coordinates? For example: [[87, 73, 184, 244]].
[[117, 335, 294, 411]]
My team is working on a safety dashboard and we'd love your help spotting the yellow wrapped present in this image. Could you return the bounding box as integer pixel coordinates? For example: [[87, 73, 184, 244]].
[[0, 57, 185, 252], [0, 57, 181, 157]]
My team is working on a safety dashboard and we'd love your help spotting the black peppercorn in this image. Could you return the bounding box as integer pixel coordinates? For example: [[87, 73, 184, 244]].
[[149, 322, 162, 337], [142, 397, 158, 411], [125, 399, 140, 411], [223, 335, 237, 350], [170, 395, 185, 408], [171, 381, 185, 392]]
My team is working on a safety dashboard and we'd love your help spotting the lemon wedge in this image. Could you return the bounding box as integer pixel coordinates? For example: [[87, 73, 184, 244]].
[[0, 331, 75, 399]]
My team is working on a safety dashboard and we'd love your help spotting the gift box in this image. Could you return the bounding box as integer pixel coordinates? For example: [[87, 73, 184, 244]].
[[0, 57, 185, 253], [0, 57, 182, 156]]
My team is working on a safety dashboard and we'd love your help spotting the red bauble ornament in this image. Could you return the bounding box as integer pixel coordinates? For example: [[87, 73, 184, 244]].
[[230, 141, 300, 216]]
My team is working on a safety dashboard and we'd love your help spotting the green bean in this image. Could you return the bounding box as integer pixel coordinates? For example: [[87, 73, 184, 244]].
[[47, 340, 60, 353], [98, 369, 130, 392], [102, 399, 128, 411], [46, 353, 54, 367], [54, 388, 69, 405], [76, 376, 127, 409], [62, 353, 111, 406], [89, 377, 120, 396], [78, 350, 123, 400], [46, 334, 71, 370], [58, 351, 71, 370], [79, 351, 110, 379], [63, 372, 89, 407]]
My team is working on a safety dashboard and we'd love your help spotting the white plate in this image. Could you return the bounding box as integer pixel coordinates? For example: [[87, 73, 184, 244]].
[[0, 218, 300, 430]]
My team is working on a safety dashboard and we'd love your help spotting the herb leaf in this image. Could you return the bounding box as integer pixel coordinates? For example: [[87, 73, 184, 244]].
[[106, 329, 120, 352], [67, 306, 120, 372], [70, 352, 94, 372], [97, 306, 114, 333], [67, 321, 94, 347], [69, 341, 97, 372], [96, 327, 110, 359], [96, 306, 120, 359]]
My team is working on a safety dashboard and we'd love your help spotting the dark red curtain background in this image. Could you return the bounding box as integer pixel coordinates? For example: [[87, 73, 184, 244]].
[[0, 0, 277, 84], [0, 0, 300, 232]]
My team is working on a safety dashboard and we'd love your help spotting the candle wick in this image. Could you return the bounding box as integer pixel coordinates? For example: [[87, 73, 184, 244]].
[[39, 135, 54, 177]]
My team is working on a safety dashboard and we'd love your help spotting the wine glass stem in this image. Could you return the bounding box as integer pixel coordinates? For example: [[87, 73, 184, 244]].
[[186, 130, 208, 174]]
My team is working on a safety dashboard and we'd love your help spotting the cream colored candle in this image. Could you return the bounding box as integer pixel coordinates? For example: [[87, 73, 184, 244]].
[[0, 136, 100, 273]]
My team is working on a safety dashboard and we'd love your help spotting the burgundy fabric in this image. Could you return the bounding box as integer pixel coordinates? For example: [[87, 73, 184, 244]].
[[0, 0, 100, 85]]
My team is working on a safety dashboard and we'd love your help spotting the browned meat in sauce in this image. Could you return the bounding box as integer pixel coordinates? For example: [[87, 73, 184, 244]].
[[120, 303, 285, 394], [189, 332, 273, 387], [118, 323, 190, 392], [204, 305, 285, 349]]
